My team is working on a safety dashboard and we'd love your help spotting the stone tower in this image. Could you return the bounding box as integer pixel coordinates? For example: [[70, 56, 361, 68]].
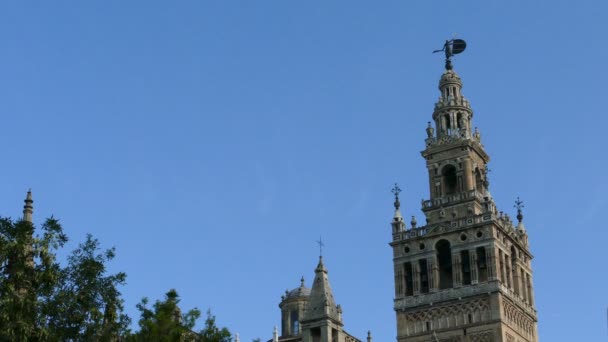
[[390, 64, 538, 341]]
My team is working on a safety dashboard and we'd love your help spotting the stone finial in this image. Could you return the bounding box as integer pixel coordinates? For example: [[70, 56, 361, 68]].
[[22, 189, 33, 223], [426, 122, 435, 138], [474, 127, 481, 141], [273, 326, 279, 342], [234, 333, 240, 342], [410, 216, 417, 228], [367, 330, 372, 342], [300, 276, 305, 287], [391, 183, 401, 210]]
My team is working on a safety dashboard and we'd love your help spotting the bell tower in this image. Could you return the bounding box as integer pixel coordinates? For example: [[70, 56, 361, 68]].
[[390, 41, 538, 342]]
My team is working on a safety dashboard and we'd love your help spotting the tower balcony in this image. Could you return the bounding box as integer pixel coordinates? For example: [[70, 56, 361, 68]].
[[392, 212, 494, 242], [421, 189, 487, 211]]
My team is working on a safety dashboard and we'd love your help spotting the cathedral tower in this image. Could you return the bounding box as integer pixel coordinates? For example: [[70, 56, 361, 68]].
[[390, 52, 538, 342]]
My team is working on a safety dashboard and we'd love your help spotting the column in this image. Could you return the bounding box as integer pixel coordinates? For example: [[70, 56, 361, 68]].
[[520, 269, 528, 303], [302, 329, 311, 342], [320, 326, 330, 342], [498, 249, 505, 284], [428, 256, 439, 292], [450, 111, 456, 134], [512, 263, 520, 296], [486, 247, 496, 280], [413, 262, 420, 295], [395, 265, 404, 297], [504, 254, 511, 289], [428, 169, 435, 198], [526, 274, 535, 306], [469, 249, 478, 285], [462, 159, 473, 191], [452, 252, 462, 288]]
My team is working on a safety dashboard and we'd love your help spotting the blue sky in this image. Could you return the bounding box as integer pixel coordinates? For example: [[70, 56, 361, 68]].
[[1, 1, 606, 341]]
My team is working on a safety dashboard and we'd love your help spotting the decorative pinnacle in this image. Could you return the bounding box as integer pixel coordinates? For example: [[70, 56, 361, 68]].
[[514, 197, 525, 223], [391, 183, 402, 210], [300, 276, 305, 287]]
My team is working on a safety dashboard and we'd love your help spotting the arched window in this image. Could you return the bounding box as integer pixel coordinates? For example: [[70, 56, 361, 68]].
[[291, 311, 299, 335], [442, 165, 458, 195], [436, 239, 453, 289]]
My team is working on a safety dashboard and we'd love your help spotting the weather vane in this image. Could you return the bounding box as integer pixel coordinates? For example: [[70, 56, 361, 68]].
[[316, 236, 325, 257], [514, 197, 525, 223], [391, 183, 402, 210], [433, 38, 467, 70]]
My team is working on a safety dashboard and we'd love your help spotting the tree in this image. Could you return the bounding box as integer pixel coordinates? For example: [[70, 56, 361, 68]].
[[199, 309, 231, 342], [0, 216, 128, 341], [0, 217, 67, 340], [127, 289, 231, 342], [44, 234, 130, 341]]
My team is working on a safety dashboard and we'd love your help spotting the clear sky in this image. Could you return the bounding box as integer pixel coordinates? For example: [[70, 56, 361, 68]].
[[1, 1, 606, 341]]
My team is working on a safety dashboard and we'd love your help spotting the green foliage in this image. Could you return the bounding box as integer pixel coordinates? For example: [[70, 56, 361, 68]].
[[199, 309, 231, 342], [127, 289, 231, 342], [44, 233, 130, 340], [1, 215, 232, 342], [0, 217, 128, 341]]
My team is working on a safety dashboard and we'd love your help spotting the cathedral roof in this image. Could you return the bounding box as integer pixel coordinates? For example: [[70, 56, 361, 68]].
[[285, 283, 311, 299], [281, 276, 311, 302]]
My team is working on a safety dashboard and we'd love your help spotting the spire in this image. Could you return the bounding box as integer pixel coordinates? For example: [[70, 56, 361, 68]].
[[22, 189, 33, 223], [303, 256, 342, 324]]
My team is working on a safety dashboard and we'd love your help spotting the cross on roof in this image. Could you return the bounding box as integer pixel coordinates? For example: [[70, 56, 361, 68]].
[[316, 237, 325, 257]]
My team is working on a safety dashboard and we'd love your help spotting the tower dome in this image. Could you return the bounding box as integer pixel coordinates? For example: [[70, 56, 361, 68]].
[[278, 277, 310, 338]]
